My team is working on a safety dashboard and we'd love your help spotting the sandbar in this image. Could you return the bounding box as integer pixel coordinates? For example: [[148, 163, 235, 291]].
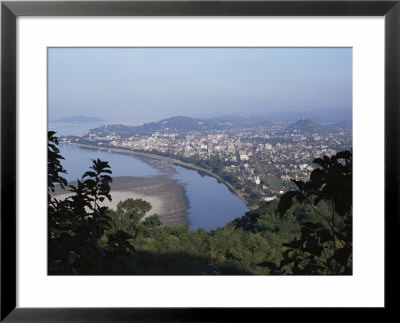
[[52, 175, 189, 226]]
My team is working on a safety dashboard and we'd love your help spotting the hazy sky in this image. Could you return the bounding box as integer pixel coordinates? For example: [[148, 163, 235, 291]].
[[48, 48, 352, 121]]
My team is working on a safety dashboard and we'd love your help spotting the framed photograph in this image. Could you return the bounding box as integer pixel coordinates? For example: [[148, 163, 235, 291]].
[[1, 0, 398, 320]]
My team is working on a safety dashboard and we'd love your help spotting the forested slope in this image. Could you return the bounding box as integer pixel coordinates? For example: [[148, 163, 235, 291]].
[[48, 131, 352, 275]]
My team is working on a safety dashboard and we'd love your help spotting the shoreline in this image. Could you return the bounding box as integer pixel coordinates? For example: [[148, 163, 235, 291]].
[[66, 142, 251, 208], [52, 175, 190, 226]]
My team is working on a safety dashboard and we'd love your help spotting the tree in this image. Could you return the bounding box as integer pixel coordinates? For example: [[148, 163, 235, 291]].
[[48, 132, 134, 275], [115, 198, 151, 240], [48, 131, 68, 194], [107, 198, 161, 250], [265, 150, 352, 275]]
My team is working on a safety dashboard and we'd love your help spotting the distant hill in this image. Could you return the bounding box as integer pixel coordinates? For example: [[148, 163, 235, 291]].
[[91, 116, 207, 138], [286, 119, 320, 132], [332, 118, 352, 130], [55, 115, 105, 123], [266, 107, 352, 124], [207, 116, 274, 128], [87, 115, 276, 138], [136, 116, 209, 134], [84, 114, 352, 139]]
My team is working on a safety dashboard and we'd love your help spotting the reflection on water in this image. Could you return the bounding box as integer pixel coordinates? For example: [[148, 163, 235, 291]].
[[172, 166, 249, 231]]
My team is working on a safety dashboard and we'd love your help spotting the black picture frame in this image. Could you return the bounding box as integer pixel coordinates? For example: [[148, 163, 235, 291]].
[[1, 0, 398, 321]]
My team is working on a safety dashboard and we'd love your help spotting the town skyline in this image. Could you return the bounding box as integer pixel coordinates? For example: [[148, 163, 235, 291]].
[[61, 114, 352, 207]]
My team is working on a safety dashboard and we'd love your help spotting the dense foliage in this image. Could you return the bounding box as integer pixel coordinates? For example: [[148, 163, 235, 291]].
[[266, 150, 352, 275], [48, 131, 135, 274], [48, 131, 352, 275]]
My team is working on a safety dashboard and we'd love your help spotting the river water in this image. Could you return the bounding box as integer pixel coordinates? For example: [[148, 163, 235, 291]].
[[57, 143, 249, 231]]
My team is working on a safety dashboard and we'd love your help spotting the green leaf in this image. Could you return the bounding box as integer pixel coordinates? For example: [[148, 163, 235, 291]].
[[278, 191, 304, 216], [334, 247, 352, 267], [317, 228, 333, 244], [279, 257, 295, 268]]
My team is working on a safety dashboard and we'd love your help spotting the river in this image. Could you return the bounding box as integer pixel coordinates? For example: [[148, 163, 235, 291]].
[[57, 143, 249, 231]]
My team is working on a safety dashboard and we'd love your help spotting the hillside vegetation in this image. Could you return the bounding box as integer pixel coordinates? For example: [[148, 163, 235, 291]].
[[48, 131, 352, 275]]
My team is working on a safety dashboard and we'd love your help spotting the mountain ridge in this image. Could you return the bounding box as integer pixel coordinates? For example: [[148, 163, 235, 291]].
[[84, 115, 351, 138], [286, 118, 320, 132]]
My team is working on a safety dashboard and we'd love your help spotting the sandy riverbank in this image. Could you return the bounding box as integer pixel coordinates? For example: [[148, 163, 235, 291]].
[[52, 175, 189, 226], [68, 143, 251, 207]]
